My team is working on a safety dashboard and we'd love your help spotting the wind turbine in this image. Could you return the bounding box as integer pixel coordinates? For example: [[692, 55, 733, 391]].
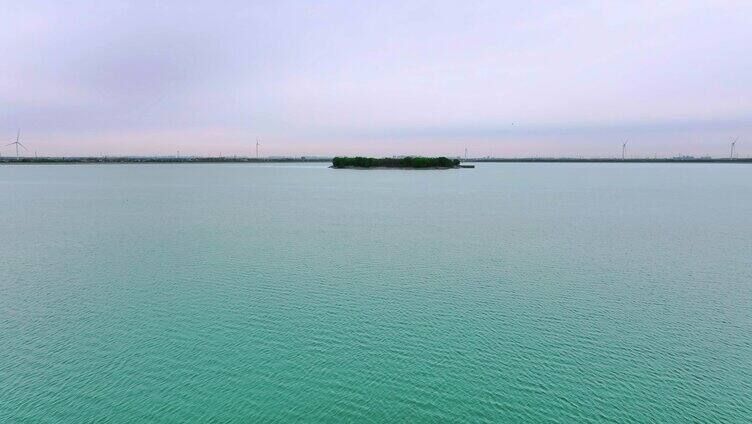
[[730, 137, 738, 160], [622, 139, 628, 160], [256, 137, 261, 159], [6, 130, 28, 159]]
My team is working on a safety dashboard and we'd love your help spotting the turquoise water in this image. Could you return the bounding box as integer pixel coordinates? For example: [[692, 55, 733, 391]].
[[1, 163, 751, 422]]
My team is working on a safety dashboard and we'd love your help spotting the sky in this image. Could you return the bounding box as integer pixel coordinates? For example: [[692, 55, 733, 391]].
[[2, 0, 751, 158]]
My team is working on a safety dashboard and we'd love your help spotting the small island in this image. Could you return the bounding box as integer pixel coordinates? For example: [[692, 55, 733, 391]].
[[332, 156, 468, 169]]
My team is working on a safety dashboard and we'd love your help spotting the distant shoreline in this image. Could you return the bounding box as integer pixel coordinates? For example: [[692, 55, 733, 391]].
[[468, 158, 752, 164], [0, 157, 750, 165], [0, 157, 332, 165]]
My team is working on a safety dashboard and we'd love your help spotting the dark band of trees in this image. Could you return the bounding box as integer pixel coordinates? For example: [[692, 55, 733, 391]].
[[332, 156, 460, 168]]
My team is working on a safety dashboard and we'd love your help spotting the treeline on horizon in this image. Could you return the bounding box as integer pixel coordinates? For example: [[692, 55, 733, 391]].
[[332, 156, 461, 168]]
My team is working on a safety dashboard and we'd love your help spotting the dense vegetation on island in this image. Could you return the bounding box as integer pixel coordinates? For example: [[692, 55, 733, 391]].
[[332, 156, 461, 168]]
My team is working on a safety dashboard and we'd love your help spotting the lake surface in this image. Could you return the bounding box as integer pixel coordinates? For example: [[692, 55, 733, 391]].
[[1, 163, 751, 422]]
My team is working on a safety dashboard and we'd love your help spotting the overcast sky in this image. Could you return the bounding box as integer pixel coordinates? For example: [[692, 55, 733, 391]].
[[2, 1, 751, 157]]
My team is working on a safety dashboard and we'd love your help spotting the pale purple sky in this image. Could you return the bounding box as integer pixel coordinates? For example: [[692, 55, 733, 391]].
[[3, 1, 751, 157]]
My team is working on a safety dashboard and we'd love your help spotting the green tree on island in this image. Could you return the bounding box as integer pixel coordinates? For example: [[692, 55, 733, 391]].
[[332, 156, 460, 168]]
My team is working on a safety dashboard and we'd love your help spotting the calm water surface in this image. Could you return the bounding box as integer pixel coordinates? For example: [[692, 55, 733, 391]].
[[1, 163, 751, 422]]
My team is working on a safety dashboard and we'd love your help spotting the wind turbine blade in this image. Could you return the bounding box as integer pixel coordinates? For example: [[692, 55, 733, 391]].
[[18, 143, 28, 151], [5, 142, 16, 146]]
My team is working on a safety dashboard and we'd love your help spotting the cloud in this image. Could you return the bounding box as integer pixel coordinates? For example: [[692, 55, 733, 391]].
[[2, 1, 751, 156]]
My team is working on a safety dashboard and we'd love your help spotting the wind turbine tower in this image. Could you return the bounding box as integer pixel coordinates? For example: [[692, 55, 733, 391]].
[[622, 139, 628, 160], [730, 137, 738, 160], [256, 138, 261, 159], [6, 130, 28, 159]]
